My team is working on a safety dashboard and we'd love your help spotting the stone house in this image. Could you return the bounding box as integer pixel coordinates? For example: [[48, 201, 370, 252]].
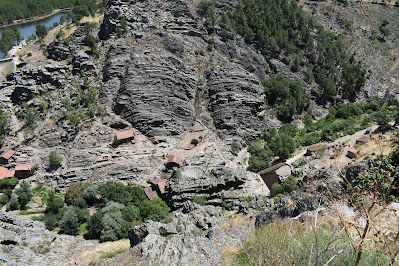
[[257, 162, 291, 196]]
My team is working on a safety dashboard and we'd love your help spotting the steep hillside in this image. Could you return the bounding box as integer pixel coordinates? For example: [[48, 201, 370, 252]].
[[0, 0, 398, 264]]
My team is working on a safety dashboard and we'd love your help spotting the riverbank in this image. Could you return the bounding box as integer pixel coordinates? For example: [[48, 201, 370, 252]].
[[0, 8, 71, 29]]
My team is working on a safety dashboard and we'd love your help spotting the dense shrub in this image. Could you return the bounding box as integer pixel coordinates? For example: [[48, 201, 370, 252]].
[[193, 196, 208, 206], [263, 74, 309, 119], [45, 190, 64, 214], [85, 211, 103, 239], [82, 185, 98, 205], [59, 208, 80, 235], [9, 197, 18, 211], [48, 151, 62, 167], [16, 181, 32, 210], [139, 198, 170, 222], [98, 182, 147, 206], [272, 176, 299, 196], [0, 177, 19, 190], [65, 182, 92, 206]]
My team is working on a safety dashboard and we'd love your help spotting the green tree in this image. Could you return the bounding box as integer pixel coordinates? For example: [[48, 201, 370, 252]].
[[65, 182, 93, 206], [100, 211, 123, 242], [45, 190, 64, 214], [49, 151, 62, 168], [379, 19, 390, 40], [139, 198, 170, 222], [0, 110, 8, 140], [36, 24, 47, 39], [59, 208, 80, 235], [9, 197, 18, 210], [16, 181, 32, 210], [0, 27, 21, 52], [85, 211, 103, 239]]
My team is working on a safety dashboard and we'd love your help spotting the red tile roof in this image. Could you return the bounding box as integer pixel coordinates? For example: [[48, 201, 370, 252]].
[[0, 167, 15, 179], [151, 179, 167, 194], [257, 162, 287, 176], [144, 187, 159, 200], [348, 148, 358, 154], [356, 136, 370, 142], [15, 164, 35, 171], [115, 129, 135, 141], [0, 150, 15, 160], [96, 156, 103, 162], [167, 155, 182, 166], [307, 144, 323, 152]]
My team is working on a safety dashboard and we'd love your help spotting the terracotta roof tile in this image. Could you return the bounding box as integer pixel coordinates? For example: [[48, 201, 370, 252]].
[[356, 136, 370, 142], [115, 129, 134, 141], [144, 187, 159, 200], [151, 179, 167, 194], [0, 167, 14, 179], [96, 156, 103, 162], [257, 162, 287, 175], [167, 155, 182, 166], [15, 164, 35, 171], [307, 144, 323, 152], [348, 148, 358, 154], [0, 150, 15, 160]]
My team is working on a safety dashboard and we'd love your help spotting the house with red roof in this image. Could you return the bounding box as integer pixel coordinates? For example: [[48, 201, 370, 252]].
[[0, 150, 15, 164], [15, 164, 36, 178], [115, 129, 135, 144]]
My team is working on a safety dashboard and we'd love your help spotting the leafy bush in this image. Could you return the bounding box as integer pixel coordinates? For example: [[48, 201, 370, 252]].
[[0, 177, 19, 190], [85, 211, 103, 239], [139, 198, 170, 222], [65, 182, 93, 206], [242, 196, 254, 203], [49, 151, 62, 167], [100, 211, 124, 242], [263, 74, 309, 119], [59, 208, 80, 236], [45, 190, 64, 214], [44, 214, 57, 231], [9, 197, 18, 210], [191, 138, 199, 146], [98, 182, 146, 206], [16, 181, 32, 210], [0, 193, 9, 206], [82, 186, 98, 206], [193, 195, 208, 206], [272, 176, 299, 196]]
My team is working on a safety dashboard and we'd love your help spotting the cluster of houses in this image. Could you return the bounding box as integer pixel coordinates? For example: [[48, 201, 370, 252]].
[[258, 134, 371, 196], [0, 150, 36, 180]]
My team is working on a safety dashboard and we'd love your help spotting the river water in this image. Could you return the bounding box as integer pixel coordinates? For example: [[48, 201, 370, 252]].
[[0, 12, 68, 59]]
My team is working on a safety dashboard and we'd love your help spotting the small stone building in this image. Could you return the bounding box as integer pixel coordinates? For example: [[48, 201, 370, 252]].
[[0, 150, 15, 164], [144, 179, 167, 200], [0, 167, 15, 180], [356, 135, 370, 144], [166, 155, 182, 169], [257, 163, 291, 196], [115, 129, 135, 144], [14, 164, 36, 179], [306, 144, 323, 156], [347, 148, 358, 159]]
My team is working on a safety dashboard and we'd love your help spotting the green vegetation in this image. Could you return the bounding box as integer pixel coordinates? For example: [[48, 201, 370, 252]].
[[193, 195, 208, 206], [272, 176, 299, 203], [35, 24, 47, 39], [249, 98, 398, 172], [0, 110, 8, 141], [220, 0, 366, 102], [232, 221, 393, 265], [353, 149, 399, 202], [191, 138, 199, 146], [48, 151, 62, 168], [263, 74, 309, 119], [0, 0, 101, 25], [0, 26, 21, 52], [61, 76, 103, 126], [65, 182, 92, 206], [15, 181, 32, 210]]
